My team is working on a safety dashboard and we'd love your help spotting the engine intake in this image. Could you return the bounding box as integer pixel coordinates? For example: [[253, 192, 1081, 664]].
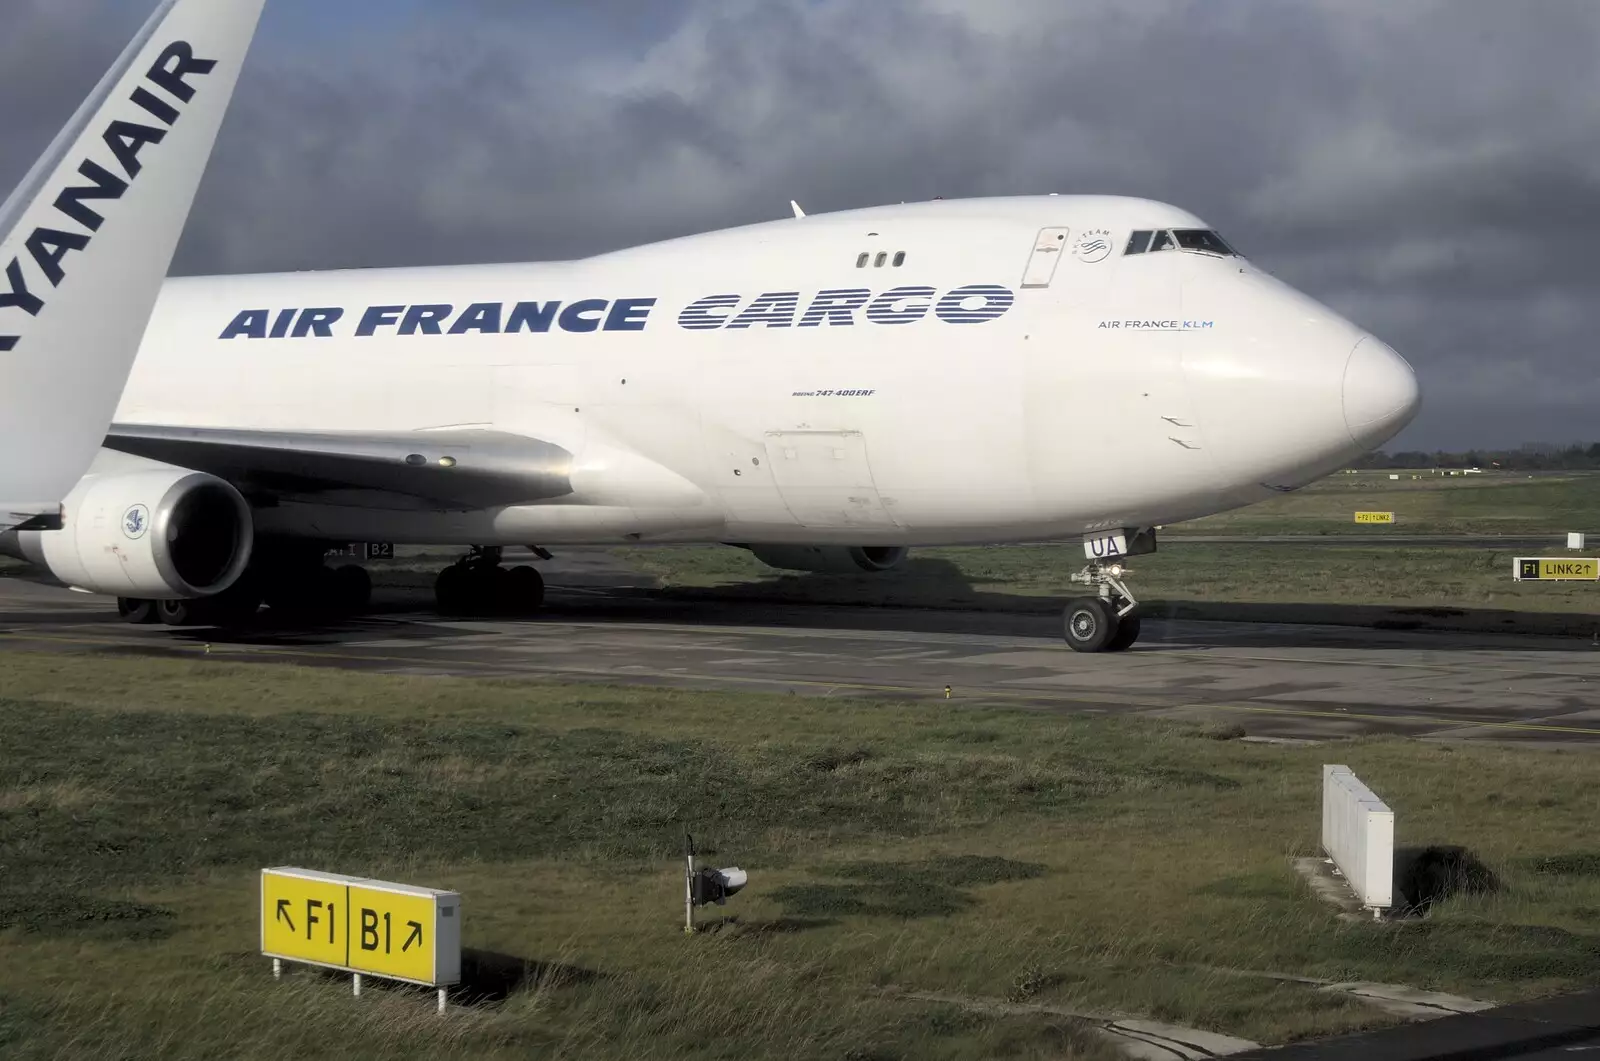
[[745, 545, 909, 574], [8, 462, 253, 599]]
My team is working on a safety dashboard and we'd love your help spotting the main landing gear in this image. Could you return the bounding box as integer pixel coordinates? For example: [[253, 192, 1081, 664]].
[[434, 546, 546, 616], [1062, 561, 1141, 653], [116, 541, 373, 626]]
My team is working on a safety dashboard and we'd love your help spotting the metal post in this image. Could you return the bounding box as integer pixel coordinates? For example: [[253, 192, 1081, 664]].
[[684, 832, 697, 934], [685, 848, 697, 934], [437, 987, 447, 1015], [272, 958, 282, 980], [353, 973, 362, 997]]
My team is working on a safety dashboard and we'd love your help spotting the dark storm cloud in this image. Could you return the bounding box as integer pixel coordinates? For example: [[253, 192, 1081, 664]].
[[2, 0, 1596, 450]]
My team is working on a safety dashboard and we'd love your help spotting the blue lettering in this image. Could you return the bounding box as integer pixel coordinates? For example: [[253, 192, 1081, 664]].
[[357, 305, 404, 336], [936, 284, 1015, 324], [102, 120, 167, 179], [292, 307, 343, 338], [220, 309, 269, 340], [145, 41, 216, 105], [129, 86, 180, 126], [727, 291, 799, 329], [26, 229, 89, 287], [400, 304, 453, 336], [506, 301, 560, 333], [559, 299, 608, 333], [678, 294, 741, 331], [864, 286, 935, 325], [52, 161, 128, 233], [449, 302, 503, 335], [604, 297, 656, 332], [269, 308, 296, 339], [0, 259, 43, 317], [798, 288, 869, 327]]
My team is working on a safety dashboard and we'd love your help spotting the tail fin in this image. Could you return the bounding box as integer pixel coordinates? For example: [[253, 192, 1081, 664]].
[[0, 0, 267, 530]]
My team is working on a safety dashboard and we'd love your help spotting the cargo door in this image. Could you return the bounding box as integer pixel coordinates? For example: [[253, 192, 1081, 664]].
[[763, 431, 899, 529]]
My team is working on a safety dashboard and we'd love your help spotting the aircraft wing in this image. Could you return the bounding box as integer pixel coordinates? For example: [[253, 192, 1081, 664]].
[[104, 424, 577, 509], [0, 0, 266, 532]]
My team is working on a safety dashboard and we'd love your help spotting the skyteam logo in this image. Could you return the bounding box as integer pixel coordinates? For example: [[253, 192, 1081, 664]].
[[1074, 229, 1113, 264], [678, 284, 1014, 330], [122, 504, 150, 540]]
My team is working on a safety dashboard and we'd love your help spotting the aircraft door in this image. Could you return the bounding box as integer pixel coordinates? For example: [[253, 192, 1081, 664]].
[[1021, 227, 1071, 288], [763, 431, 901, 529]]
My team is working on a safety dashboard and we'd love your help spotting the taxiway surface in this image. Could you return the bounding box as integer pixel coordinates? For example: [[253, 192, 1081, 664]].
[[2, 571, 1597, 745]]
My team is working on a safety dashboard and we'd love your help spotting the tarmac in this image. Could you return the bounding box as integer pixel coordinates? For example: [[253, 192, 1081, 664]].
[[2, 555, 1599, 745], [1228, 988, 1600, 1061]]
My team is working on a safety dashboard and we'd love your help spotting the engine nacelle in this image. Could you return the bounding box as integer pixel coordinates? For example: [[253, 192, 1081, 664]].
[[9, 462, 253, 599], [745, 545, 910, 574]]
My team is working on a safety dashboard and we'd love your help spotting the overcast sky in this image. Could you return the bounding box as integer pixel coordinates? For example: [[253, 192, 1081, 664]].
[[4, 0, 1596, 452]]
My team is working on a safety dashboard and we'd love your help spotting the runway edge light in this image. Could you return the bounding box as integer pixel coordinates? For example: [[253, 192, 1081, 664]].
[[683, 833, 748, 934]]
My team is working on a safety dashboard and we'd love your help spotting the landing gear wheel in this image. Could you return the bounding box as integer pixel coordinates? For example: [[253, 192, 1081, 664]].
[[117, 598, 157, 625], [1106, 613, 1142, 652], [331, 564, 372, 615], [435, 565, 472, 615], [157, 598, 203, 627], [1063, 597, 1118, 653], [505, 565, 545, 613]]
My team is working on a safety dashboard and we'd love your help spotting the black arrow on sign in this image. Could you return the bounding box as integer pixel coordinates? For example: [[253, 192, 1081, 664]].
[[275, 899, 295, 933], [402, 920, 423, 952]]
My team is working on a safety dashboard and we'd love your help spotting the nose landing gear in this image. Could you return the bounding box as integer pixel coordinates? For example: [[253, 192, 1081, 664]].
[[1063, 561, 1141, 653]]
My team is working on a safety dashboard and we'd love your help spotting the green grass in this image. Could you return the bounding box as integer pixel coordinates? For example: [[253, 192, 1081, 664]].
[[1172, 469, 1600, 537], [615, 470, 1600, 623], [1, 654, 1598, 1060], [620, 543, 1600, 629]]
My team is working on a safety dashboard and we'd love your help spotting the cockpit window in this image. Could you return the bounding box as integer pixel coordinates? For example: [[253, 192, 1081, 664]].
[[1123, 228, 1240, 257], [1173, 229, 1237, 256]]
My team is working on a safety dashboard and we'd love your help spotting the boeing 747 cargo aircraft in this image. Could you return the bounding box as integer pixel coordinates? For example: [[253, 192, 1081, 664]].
[[0, 0, 264, 531], [4, 193, 1419, 651]]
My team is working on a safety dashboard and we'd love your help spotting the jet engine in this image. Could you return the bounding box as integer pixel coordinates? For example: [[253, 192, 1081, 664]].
[[745, 545, 909, 574], [7, 461, 253, 599]]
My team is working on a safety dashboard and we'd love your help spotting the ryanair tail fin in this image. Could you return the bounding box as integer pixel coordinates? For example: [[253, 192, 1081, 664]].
[[0, 0, 266, 531]]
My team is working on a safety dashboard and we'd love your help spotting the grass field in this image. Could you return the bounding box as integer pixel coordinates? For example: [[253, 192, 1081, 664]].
[[2, 654, 1598, 1060], [621, 543, 1600, 629], [1171, 469, 1600, 537], [611, 470, 1600, 626]]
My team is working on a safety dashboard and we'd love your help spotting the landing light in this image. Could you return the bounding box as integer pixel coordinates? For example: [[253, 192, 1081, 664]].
[[1108, 563, 1124, 577]]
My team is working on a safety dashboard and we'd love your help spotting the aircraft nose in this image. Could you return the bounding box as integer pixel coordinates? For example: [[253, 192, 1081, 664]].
[[1342, 336, 1421, 446]]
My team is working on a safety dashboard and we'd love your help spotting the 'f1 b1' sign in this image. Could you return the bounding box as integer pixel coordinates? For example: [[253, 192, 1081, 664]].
[[260, 867, 461, 987]]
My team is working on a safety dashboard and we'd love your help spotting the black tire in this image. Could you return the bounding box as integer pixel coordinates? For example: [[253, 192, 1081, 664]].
[[1063, 597, 1118, 653], [505, 565, 545, 613], [1106, 613, 1142, 652], [157, 598, 202, 627], [117, 598, 157, 625], [331, 565, 372, 614], [435, 565, 471, 615]]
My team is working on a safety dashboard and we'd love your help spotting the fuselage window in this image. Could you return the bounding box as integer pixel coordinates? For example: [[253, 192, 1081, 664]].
[[892, 251, 906, 267], [856, 252, 869, 268], [1173, 229, 1237, 256], [1125, 230, 1152, 255], [874, 252, 888, 267], [1148, 229, 1176, 253]]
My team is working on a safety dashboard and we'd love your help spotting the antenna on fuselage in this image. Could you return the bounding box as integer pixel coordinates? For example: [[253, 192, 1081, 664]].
[[789, 200, 806, 219]]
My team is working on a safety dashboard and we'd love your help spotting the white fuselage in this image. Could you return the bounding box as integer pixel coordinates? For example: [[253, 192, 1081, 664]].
[[113, 195, 1419, 547]]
